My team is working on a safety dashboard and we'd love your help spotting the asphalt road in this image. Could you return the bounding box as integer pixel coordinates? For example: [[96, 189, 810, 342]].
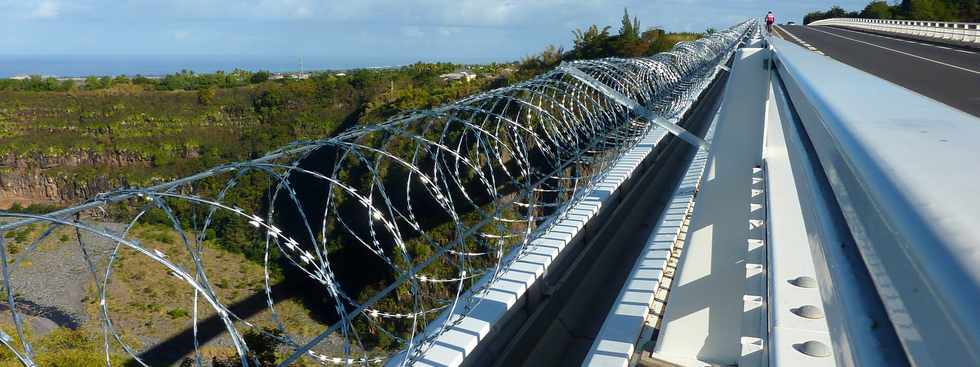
[[775, 25, 980, 117]]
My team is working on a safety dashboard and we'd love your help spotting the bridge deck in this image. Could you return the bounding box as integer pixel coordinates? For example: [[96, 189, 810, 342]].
[[775, 25, 980, 117]]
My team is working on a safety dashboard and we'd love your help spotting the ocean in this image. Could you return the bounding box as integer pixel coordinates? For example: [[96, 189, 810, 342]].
[[0, 54, 504, 78]]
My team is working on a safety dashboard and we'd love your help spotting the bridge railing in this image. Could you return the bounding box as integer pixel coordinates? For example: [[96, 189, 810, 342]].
[[0, 20, 757, 367], [771, 36, 980, 367], [809, 17, 980, 48]]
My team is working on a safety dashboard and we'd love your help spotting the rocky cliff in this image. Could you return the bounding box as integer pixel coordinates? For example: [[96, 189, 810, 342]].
[[0, 151, 148, 208]]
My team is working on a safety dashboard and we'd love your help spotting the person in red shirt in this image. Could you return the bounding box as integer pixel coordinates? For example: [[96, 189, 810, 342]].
[[766, 11, 776, 33]]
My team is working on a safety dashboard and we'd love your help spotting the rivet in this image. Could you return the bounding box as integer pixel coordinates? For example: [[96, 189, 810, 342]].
[[794, 340, 831, 357], [789, 276, 817, 288], [792, 305, 825, 319]]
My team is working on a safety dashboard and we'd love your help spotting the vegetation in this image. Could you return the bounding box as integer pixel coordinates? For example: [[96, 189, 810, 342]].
[[0, 220, 333, 365], [0, 7, 711, 360], [804, 0, 979, 24], [0, 327, 132, 366], [3, 203, 61, 214], [0, 69, 273, 93], [515, 9, 702, 77]]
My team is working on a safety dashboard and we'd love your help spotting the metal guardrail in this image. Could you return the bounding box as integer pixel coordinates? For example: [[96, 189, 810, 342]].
[[764, 65, 838, 367], [771, 36, 980, 367], [809, 17, 980, 48]]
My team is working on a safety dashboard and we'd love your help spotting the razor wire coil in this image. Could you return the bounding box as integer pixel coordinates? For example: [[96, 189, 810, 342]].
[[0, 20, 757, 367]]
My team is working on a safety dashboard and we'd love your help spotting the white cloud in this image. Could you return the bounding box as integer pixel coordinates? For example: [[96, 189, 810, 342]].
[[294, 6, 311, 18], [31, 0, 59, 19], [400, 26, 425, 38], [174, 30, 191, 40], [438, 27, 456, 37]]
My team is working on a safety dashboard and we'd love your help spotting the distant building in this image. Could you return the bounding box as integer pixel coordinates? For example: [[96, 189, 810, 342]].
[[268, 72, 310, 80], [440, 71, 477, 82]]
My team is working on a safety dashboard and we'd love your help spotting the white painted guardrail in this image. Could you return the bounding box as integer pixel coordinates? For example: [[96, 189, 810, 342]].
[[771, 35, 980, 367], [809, 18, 980, 48]]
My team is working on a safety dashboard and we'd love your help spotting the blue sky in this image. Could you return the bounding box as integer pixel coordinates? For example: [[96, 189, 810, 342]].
[[0, 0, 870, 62]]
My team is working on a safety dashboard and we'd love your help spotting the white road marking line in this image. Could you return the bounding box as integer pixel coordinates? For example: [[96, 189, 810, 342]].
[[807, 26, 980, 76], [818, 26, 977, 55], [776, 25, 817, 49], [777, 25, 829, 56], [776, 26, 824, 52], [956, 49, 976, 54]]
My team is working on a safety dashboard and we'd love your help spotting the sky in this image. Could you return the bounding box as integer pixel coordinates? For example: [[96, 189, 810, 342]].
[[0, 0, 871, 65]]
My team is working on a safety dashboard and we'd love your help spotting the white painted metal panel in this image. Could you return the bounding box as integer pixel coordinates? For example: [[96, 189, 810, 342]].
[[772, 36, 980, 366], [651, 47, 770, 365], [762, 83, 836, 367]]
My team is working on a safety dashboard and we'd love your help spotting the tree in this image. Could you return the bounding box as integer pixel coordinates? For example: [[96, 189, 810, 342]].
[[898, 0, 957, 19], [250, 70, 271, 84], [953, 0, 979, 21], [862, 1, 894, 18], [613, 8, 647, 57], [804, 5, 849, 24], [567, 25, 612, 60], [84, 76, 109, 90], [113, 75, 131, 85], [132, 74, 157, 87], [516, 45, 564, 78], [828, 5, 849, 18], [804, 11, 824, 24], [807, 0, 979, 22], [618, 8, 640, 40]]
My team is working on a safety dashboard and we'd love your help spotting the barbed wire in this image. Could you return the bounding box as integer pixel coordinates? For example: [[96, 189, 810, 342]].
[[0, 20, 758, 366]]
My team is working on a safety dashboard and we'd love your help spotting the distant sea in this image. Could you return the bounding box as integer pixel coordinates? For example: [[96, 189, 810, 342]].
[[0, 54, 506, 78]]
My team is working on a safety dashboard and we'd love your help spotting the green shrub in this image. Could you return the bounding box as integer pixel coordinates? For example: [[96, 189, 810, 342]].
[[166, 308, 189, 319]]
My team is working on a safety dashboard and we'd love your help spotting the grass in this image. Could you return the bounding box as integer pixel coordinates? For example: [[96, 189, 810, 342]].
[[0, 219, 345, 365]]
